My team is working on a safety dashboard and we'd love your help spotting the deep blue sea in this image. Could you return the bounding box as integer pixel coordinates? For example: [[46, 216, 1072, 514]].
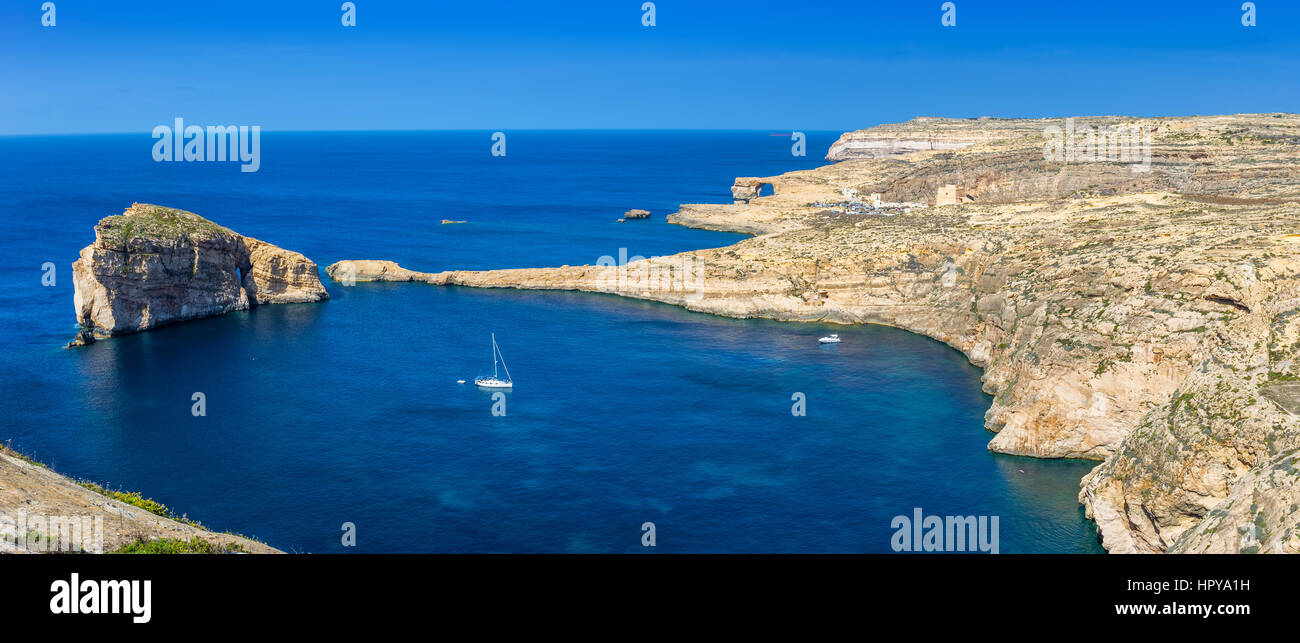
[[0, 131, 1103, 553]]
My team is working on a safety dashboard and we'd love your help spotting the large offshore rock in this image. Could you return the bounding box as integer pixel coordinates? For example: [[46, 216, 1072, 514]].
[[72, 203, 328, 336]]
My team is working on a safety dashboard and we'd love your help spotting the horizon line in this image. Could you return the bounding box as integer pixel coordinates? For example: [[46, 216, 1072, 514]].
[[0, 127, 859, 138], [5, 112, 1297, 137]]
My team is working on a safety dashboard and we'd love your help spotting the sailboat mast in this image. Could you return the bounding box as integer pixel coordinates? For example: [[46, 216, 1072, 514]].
[[491, 333, 499, 379]]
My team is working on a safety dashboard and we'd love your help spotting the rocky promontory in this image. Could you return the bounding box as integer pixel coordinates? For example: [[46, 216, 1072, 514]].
[[71, 204, 328, 338], [331, 114, 1300, 553]]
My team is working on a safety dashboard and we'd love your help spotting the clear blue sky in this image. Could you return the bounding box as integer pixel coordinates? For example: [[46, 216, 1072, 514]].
[[2, 0, 1297, 134]]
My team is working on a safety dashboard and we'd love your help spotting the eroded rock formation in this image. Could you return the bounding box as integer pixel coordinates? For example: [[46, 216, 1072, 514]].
[[71, 203, 328, 337], [732, 178, 773, 204]]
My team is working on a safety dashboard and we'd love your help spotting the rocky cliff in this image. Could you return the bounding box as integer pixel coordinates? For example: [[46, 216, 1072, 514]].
[[72, 204, 328, 337], [330, 114, 1300, 553], [825, 116, 1035, 160]]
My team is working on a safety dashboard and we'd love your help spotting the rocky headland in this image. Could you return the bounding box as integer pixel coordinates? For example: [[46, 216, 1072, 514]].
[[71, 203, 328, 339], [330, 114, 1300, 553]]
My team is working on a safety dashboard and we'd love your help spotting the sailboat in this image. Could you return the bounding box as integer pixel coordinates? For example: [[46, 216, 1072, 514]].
[[474, 333, 514, 389]]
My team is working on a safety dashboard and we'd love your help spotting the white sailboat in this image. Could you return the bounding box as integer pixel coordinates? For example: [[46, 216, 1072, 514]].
[[474, 333, 514, 389]]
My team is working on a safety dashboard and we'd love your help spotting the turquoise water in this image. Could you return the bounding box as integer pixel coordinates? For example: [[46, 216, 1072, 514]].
[[0, 131, 1103, 552]]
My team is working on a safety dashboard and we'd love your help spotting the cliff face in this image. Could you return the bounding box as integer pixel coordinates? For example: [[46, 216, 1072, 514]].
[[240, 236, 334, 304], [330, 114, 1300, 553], [826, 117, 1041, 160], [72, 204, 328, 336]]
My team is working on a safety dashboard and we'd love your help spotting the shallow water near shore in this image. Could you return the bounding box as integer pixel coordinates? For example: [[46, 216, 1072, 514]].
[[0, 131, 1104, 552]]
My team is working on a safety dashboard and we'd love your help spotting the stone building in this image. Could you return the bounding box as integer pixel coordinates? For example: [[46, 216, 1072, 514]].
[[935, 184, 974, 206], [935, 184, 959, 206]]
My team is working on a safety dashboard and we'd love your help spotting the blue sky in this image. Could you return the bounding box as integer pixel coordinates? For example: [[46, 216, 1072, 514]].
[[2, 0, 1298, 134]]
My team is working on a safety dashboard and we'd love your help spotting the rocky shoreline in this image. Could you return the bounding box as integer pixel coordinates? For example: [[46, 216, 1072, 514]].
[[329, 115, 1300, 554]]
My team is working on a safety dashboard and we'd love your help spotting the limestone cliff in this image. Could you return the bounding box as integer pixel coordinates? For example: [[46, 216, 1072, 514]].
[[330, 114, 1300, 553], [72, 204, 328, 337], [826, 116, 1037, 160]]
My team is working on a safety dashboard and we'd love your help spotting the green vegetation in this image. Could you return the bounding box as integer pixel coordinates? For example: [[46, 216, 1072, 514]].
[[75, 481, 204, 528], [78, 481, 272, 548], [0, 440, 46, 468], [97, 204, 230, 247], [111, 537, 244, 555], [1057, 337, 1101, 353]]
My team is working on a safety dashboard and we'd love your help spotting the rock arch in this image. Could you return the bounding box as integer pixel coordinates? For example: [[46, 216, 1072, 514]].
[[731, 177, 774, 204]]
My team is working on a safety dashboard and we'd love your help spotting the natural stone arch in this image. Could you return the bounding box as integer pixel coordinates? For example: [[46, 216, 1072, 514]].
[[731, 177, 774, 204]]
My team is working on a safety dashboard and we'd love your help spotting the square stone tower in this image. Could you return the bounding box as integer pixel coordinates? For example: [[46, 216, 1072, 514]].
[[935, 184, 959, 206]]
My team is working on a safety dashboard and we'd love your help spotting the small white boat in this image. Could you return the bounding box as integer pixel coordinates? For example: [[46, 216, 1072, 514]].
[[456, 379, 466, 384], [474, 333, 514, 388], [818, 334, 841, 344]]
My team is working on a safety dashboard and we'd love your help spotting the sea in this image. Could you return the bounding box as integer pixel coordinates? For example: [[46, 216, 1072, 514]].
[[0, 130, 1104, 553]]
